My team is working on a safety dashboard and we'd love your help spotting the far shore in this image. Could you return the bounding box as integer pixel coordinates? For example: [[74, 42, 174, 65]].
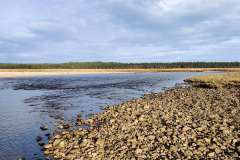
[[0, 68, 240, 78]]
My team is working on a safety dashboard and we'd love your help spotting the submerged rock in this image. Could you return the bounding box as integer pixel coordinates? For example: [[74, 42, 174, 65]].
[[40, 125, 48, 131], [38, 142, 45, 147], [35, 136, 42, 142], [58, 123, 71, 129]]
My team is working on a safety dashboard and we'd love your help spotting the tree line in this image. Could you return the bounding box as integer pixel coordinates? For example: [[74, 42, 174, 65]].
[[0, 62, 239, 69]]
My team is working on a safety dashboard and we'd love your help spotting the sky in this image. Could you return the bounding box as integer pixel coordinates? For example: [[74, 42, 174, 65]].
[[0, 0, 240, 63]]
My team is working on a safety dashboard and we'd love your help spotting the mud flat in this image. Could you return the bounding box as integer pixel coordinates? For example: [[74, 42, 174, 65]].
[[44, 73, 240, 159], [0, 68, 240, 78]]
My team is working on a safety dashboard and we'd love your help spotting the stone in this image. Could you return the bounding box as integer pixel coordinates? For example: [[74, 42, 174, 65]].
[[53, 139, 61, 147], [208, 152, 215, 158], [135, 148, 142, 155], [38, 142, 45, 147], [204, 138, 211, 143], [45, 133, 50, 137], [59, 140, 67, 148], [44, 144, 53, 149], [58, 123, 71, 129], [182, 126, 191, 132], [36, 136, 42, 142], [40, 125, 48, 131], [148, 135, 155, 140]]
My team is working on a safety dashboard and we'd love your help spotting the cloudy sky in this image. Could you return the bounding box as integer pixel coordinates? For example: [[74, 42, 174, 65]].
[[0, 0, 240, 63]]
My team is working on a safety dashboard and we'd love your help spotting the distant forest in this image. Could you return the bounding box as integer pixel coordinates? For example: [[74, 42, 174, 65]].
[[0, 62, 240, 69]]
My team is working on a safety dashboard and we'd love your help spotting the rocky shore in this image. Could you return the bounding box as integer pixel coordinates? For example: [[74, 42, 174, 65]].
[[44, 79, 240, 159]]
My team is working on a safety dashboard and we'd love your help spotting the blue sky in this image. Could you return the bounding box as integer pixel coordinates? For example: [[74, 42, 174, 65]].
[[0, 0, 240, 63]]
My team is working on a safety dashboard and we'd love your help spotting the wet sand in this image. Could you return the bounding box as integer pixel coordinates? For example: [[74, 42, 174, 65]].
[[0, 68, 240, 78]]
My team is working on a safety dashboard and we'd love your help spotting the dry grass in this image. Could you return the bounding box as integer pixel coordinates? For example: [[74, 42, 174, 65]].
[[185, 72, 240, 88]]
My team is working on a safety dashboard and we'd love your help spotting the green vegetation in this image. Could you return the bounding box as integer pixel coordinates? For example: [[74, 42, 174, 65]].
[[185, 72, 240, 88], [0, 62, 240, 69]]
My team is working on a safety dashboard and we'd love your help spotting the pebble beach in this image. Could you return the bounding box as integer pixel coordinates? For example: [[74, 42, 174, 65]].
[[44, 74, 240, 159]]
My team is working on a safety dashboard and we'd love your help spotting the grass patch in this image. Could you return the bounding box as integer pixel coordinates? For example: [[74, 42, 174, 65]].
[[185, 72, 240, 88]]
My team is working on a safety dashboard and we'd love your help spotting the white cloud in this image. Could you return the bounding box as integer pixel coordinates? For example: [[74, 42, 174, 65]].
[[0, 0, 239, 62]]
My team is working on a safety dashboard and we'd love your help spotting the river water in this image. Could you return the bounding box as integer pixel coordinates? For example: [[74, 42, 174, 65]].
[[0, 72, 207, 160]]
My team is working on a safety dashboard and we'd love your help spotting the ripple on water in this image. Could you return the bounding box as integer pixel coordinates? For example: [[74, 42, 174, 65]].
[[0, 72, 208, 159]]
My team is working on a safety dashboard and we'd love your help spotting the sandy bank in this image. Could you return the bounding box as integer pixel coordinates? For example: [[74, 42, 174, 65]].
[[0, 69, 130, 78], [0, 68, 240, 78]]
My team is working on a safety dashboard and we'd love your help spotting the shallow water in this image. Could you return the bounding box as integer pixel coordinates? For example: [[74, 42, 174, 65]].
[[0, 72, 207, 160]]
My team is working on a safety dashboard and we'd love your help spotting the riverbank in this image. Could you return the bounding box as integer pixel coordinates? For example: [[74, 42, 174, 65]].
[[185, 72, 240, 88], [44, 74, 240, 159], [0, 68, 240, 78]]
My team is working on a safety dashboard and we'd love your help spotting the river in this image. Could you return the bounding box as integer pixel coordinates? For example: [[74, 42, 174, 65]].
[[0, 72, 208, 160]]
